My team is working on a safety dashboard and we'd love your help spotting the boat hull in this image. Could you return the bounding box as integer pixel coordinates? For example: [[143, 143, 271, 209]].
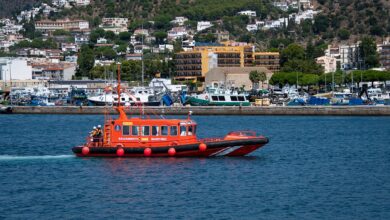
[[72, 137, 269, 157], [186, 97, 251, 106]]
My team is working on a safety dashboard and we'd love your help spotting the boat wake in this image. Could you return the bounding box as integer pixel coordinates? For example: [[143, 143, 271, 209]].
[[0, 155, 74, 161]]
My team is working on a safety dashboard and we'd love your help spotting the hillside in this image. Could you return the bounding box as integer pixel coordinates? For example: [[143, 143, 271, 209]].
[[1, 0, 389, 47], [0, 0, 41, 18]]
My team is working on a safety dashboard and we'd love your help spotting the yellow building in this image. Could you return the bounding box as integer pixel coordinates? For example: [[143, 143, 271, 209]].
[[174, 42, 280, 82]]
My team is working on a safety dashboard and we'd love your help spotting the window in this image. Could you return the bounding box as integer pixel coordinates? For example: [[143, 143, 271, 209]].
[[218, 96, 225, 101], [231, 96, 238, 101], [170, 126, 178, 136], [211, 96, 218, 101], [123, 125, 130, 136], [193, 125, 197, 135], [238, 96, 245, 101], [121, 98, 125, 101], [132, 126, 139, 136], [152, 126, 159, 136], [142, 126, 150, 136], [161, 126, 168, 136], [188, 126, 193, 136], [180, 125, 187, 136]]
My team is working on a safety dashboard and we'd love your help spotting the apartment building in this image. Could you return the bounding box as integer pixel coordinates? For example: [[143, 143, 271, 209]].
[[35, 19, 89, 33], [174, 42, 280, 81], [99, 18, 129, 34]]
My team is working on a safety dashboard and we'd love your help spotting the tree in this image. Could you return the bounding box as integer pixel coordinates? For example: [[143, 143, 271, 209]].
[[359, 37, 379, 68], [95, 46, 117, 60], [249, 70, 267, 89], [77, 45, 95, 78], [313, 15, 329, 33], [281, 43, 305, 65], [119, 32, 131, 41], [281, 59, 323, 74], [154, 31, 167, 44], [338, 29, 350, 40]]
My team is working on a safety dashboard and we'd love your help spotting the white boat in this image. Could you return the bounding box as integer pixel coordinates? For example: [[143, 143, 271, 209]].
[[88, 87, 161, 106], [184, 84, 251, 106]]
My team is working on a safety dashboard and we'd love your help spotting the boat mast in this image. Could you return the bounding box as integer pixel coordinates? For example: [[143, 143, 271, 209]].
[[117, 62, 121, 107]]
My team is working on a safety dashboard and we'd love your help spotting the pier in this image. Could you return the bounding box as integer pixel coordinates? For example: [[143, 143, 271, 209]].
[[8, 106, 390, 116]]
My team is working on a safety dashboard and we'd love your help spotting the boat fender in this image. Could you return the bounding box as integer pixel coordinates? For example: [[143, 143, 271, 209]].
[[82, 146, 90, 155], [144, 148, 152, 157], [116, 147, 125, 157], [199, 143, 207, 152], [168, 148, 176, 156]]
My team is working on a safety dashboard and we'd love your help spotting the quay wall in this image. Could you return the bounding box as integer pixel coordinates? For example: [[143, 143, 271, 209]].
[[8, 106, 390, 116]]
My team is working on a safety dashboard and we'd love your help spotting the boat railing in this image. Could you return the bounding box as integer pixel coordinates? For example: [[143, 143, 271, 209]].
[[199, 137, 224, 142], [227, 130, 257, 137], [85, 136, 104, 147]]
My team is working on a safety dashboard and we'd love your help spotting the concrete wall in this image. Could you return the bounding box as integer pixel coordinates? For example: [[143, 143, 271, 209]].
[[9, 106, 390, 116]]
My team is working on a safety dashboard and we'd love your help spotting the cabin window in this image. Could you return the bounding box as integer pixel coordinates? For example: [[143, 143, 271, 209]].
[[114, 98, 118, 101], [188, 126, 193, 135], [123, 125, 130, 136], [152, 126, 159, 136], [170, 126, 178, 136], [137, 98, 141, 101], [121, 98, 125, 101], [142, 126, 150, 136], [211, 96, 218, 101], [132, 126, 139, 136], [161, 126, 168, 136], [238, 96, 245, 101], [218, 96, 225, 101], [180, 125, 187, 136], [231, 96, 238, 101], [193, 125, 197, 135]]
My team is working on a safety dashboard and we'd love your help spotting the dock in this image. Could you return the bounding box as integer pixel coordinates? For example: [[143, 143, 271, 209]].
[[7, 106, 390, 116]]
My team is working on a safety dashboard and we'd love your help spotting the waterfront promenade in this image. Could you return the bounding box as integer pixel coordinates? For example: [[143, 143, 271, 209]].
[[8, 106, 390, 116]]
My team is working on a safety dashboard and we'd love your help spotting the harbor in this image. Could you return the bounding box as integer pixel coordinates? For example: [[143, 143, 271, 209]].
[[8, 105, 390, 116]]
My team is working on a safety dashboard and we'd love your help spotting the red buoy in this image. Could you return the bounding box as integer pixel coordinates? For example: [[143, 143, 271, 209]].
[[82, 146, 90, 155], [116, 148, 125, 156], [144, 148, 152, 157], [199, 143, 207, 152], [168, 148, 176, 156]]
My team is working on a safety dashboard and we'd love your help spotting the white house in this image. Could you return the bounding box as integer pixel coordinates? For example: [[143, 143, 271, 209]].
[[238, 10, 257, 17], [316, 56, 337, 73], [246, 24, 258, 32], [197, 21, 213, 32], [167, 27, 188, 40], [0, 58, 33, 81], [99, 18, 129, 34], [171, 17, 188, 26]]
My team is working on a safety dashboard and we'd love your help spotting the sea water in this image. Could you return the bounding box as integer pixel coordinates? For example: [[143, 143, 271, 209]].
[[0, 115, 389, 219]]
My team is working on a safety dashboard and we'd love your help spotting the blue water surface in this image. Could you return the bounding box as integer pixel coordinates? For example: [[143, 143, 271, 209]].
[[0, 114, 389, 219]]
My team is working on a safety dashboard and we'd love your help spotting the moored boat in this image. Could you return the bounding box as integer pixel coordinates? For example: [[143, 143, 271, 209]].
[[72, 64, 269, 157]]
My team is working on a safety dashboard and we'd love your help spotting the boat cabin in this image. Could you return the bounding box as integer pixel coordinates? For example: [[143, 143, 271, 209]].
[[105, 117, 198, 147]]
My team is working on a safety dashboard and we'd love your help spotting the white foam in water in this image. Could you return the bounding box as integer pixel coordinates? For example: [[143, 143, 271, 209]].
[[0, 155, 74, 161]]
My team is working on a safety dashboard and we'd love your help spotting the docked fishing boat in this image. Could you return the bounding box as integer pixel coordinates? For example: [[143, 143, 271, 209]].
[[184, 84, 250, 106], [88, 87, 161, 106], [72, 65, 269, 157]]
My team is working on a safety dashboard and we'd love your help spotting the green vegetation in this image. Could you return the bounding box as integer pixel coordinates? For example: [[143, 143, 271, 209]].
[[249, 70, 267, 89], [11, 38, 57, 49], [359, 37, 380, 69], [280, 43, 324, 74]]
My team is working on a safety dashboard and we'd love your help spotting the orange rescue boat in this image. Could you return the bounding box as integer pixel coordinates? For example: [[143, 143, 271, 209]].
[[72, 64, 269, 157]]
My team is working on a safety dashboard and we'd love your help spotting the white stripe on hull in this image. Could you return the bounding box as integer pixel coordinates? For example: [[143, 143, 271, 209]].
[[211, 146, 242, 156]]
